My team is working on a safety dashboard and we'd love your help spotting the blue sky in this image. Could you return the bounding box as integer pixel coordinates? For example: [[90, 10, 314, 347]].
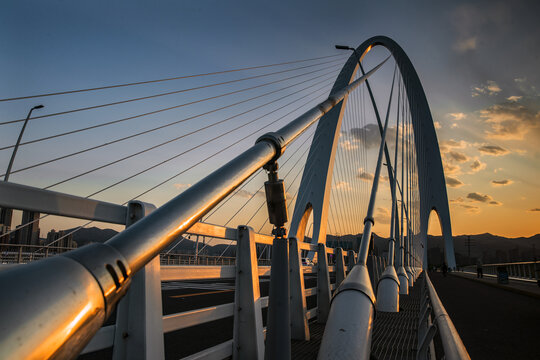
[[1, 0, 539, 238]]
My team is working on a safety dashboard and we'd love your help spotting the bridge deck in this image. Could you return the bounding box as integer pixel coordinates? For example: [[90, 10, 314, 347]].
[[291, 278, 421, 359], [371, 282, 420, 360]]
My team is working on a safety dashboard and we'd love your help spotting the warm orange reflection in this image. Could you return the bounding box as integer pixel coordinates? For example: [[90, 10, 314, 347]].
[[65, 303, 92, 336]]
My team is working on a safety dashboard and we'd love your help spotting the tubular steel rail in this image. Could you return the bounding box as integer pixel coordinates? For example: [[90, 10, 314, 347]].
[[0, 182, 376, 359], [0, 57, 388, 359], [417, 272, 470, 360]]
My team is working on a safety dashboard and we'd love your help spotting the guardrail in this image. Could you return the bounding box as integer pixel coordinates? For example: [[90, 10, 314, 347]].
[[0, 202, 380, 359], [460, 261, 540, 282], [0, 242, 244, 266], [78, 225, 371, 359], [417, 272, 470, 360]]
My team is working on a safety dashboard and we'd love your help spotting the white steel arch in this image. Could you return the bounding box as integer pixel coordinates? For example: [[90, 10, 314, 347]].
[[288, 35, 456, 269]]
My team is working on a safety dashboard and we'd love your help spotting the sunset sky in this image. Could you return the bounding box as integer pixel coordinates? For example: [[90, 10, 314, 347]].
[[1, 0, 538, 239]]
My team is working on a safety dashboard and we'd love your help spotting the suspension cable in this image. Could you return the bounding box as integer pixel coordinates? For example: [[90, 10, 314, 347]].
[[4, 69, 339, 177], [0, 54, 346, 102], [0, 57, 345, 127]]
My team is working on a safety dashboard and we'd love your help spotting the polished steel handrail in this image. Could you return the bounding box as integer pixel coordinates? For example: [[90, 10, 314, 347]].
[[0, 57, 389, 359], [424, 273, 470, 360]]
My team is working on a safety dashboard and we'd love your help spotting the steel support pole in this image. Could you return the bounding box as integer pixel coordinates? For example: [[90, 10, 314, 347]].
[[289, 237, 310, 341], [265, 236, 290, 360], [317, 264, 375, 359]]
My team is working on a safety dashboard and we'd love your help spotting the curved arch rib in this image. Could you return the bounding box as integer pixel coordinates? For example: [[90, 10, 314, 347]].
[[288, 35, 456, 269]]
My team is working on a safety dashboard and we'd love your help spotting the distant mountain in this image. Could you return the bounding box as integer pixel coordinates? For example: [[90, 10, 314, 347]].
[[68, 226, 540, 264], [69, 227, 238, 257], [426, 233, 540, 264], [68, 227, 118, 247]]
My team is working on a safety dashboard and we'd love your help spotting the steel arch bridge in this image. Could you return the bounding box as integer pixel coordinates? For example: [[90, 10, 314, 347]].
[[289, 35, 456, 270], [0, 36, 465, 359]]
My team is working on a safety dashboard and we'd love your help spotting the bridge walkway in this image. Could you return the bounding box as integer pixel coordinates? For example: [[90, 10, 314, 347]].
[[291, 276, 422, 359], [431, 271, 540, 360]]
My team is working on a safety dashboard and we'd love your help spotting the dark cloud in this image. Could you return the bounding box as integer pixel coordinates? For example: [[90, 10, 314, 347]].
[[470, 159, 486, 172], [478, 145, 509, 156], [445, 176, 464, 188], [457, 204, 481, 214], [443, 162, 460, 175], [489, 200, 502, 206], [471, 80, 502, 97], [528, 208, 540, 212], [447, 151, 469, 163], [357, 169, 374, 181], [467, 192, 493, 202], [491, 179, 512, 186]]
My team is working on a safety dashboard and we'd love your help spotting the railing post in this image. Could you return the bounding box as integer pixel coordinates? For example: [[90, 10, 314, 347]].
[[233, 226, 264, 359], [113, 201, 163, 360], [317, 243, 331, 323], [265, 236, 290, 360], [289, 237, 309, 341], [17, 246, 22, 264], [335, 247, 346, 289], [347, 250, 356, 271]]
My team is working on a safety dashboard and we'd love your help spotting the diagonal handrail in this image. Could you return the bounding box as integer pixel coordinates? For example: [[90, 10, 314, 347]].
[[0, 56, 389, 360]]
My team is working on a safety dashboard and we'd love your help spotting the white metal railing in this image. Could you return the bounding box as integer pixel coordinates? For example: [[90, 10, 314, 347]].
[[416, 272, 470, 360], [79, 223, 354, 359], [459, 261, 540, 282], [0, 179, 379, 359]]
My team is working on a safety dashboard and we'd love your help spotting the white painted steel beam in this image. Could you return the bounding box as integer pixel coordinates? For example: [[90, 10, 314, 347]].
[[0, 181, 127, 224]]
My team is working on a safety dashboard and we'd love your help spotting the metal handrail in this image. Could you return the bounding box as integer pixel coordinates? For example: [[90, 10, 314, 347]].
[[0, 57, 389, 359], [422, 272, 470, 360]]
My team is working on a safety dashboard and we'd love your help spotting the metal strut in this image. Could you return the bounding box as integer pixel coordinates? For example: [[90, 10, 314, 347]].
[[263, 161, 291, 360], [263, 162, 288, 238]]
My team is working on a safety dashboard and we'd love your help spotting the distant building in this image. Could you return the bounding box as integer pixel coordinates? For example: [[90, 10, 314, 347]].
[[12, 211, 41, 246], [46, 229, 77, 252]]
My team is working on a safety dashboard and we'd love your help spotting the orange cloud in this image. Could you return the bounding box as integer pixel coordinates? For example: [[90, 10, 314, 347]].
[[479, 101, 540, 140], [470, 159, 486, 172]]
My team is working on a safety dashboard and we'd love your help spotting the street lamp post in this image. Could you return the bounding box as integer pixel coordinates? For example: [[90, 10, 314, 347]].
[[4, 104, 44, 182], [0, 105, 44, 231]]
